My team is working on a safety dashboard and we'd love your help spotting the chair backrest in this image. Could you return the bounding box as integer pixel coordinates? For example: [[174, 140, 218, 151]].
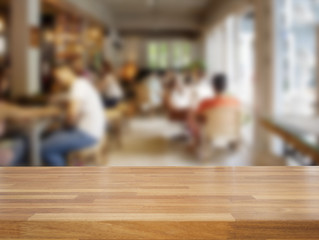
[[204, 106, 241, 141]]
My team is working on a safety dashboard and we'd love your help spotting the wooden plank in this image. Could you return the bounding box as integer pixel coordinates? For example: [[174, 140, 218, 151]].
[[0, 167, 318, 239]]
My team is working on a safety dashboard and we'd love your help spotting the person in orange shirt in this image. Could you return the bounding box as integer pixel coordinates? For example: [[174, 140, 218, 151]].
[[197, 74, 240, 114], [188, 73, 240, 152]]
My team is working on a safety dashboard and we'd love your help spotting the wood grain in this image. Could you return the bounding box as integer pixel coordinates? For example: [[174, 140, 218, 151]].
[[0, 167, 319, 239]]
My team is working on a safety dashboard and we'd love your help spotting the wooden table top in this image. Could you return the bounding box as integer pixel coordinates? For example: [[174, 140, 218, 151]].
[[1, 167, 319, 239], [0, 102, 61, 120]]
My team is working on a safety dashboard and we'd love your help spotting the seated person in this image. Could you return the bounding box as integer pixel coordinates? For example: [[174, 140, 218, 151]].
[[189, 68, 214, 110], [71, 56, 85, 76], [165, 76, 192, 122], [41, 63, 106, 166], [188, 74, 240, 149], [100, 61, 123, 108], [146, 72, 163, 111], [197, 74, 239, 114]]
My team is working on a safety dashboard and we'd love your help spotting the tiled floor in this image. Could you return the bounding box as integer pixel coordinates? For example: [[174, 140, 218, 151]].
[[107, 116, 287, 166]]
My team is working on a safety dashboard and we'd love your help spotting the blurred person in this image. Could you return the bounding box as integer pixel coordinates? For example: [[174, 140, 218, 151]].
[[120, 61, 138, 82], [188, 73, 240, 150], [162, 70, 177, 107], [190, 68, 214, 110], [145, 72, 163, 112], [167, 75, 193, 121], [182, 69, 193, 86], [163, 75, 176, 111], [100, 61, 123, 108], [69, 56, 101, 85], [163, 69, 176, 86], [41, 63, 106, 166], [197, 74, 240, 113], [71, 56, 86, 77], [119, 61, 138, 101], [70, 56, 98, 82]]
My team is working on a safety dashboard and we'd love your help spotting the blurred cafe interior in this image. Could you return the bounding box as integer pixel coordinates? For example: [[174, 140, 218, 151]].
[[0, 0, 319, 167]]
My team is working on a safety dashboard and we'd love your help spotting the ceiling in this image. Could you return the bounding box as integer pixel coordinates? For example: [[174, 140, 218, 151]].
[[0, 0, 217, 36], [97, 0, 210, 18], [95, 0, 216, 35]]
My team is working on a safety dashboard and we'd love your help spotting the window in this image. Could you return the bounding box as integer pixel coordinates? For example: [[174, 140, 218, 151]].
[[147, 41, 169, 69], [147, 40, 193, 69], [237, 12, 255, 105], [205, 12, 255, 105], [172, 41, 192, 69], [276, 0, 319, 115]]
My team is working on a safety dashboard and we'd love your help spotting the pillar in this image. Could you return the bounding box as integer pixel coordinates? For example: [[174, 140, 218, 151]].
[[10, 0, 41, 97], [253, 0, 276, 153]]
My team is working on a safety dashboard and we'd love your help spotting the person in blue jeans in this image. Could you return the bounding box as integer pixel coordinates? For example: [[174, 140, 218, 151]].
[[41, 129, 97, 166], [42, 63, 106, 166]]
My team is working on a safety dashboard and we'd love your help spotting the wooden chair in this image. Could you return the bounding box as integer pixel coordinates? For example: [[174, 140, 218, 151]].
[[200, 106, 241, 160], [68, 137, 107, 166]]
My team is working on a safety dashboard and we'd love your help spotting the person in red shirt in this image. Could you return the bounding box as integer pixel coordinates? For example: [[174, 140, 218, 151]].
[[197, 74, 240, 114], [188, 73, 240, 152]]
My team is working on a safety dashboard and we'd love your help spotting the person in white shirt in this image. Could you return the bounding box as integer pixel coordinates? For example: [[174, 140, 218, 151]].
[[146, 72, 163, 110], [41, 63, 106, 166], [101, 61, 123, 108], [190, 69, 214, 110], [166, 74, 193, 121], [170, 79, 192, 111]]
